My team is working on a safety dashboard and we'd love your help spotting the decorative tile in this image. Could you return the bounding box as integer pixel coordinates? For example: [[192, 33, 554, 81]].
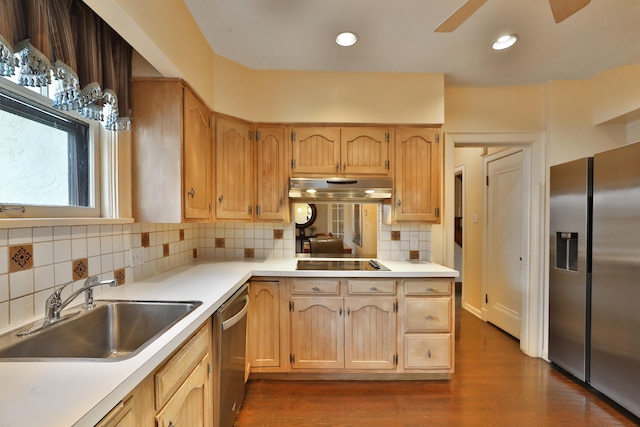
[[141, 232, 150, 248], [273, 229, 284, 239], [391, 231, 401, 241], [409, 250, 420, 260], [193, 248, 198, 259], [179, 229, 185, 241], [9, 245, 33, 272], [72, 258, 89, 280], [114, 268, 125, 286], [215, 238, 225, 248], [244, 248, 255, 259], [163, 244, 170, 257]]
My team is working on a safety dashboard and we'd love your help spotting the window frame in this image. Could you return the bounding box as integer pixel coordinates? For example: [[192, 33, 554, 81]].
[[0, 77, 101, 219]]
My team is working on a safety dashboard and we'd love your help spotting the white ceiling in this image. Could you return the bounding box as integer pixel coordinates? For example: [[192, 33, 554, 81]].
[[182, 0, 640, 87]]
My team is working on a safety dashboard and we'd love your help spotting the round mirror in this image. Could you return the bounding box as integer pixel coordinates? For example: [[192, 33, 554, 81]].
[[294, 203, 317, 229]]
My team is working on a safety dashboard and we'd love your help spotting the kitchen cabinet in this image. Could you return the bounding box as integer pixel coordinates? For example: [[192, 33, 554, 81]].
[[131, 78, 212, 223], [393, 128, 441, 222], [215, 116, 254, 221], [288, 278, 397, 371], [255, 125, 289, 222], [400, 279, 454, 373], [290, 126, 391, 177], [249, 279, 289, 371], [101, 321, 213, 427]]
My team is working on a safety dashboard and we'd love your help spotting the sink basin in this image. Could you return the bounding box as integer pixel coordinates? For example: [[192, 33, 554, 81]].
[[0, 300, 202, 361]]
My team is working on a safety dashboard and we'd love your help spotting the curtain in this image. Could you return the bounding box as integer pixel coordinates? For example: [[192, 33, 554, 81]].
[[0, 0, 131, 131]]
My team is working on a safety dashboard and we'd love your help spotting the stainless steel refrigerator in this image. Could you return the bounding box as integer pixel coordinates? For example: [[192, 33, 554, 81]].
[[549, 143, 640, 418], [590, 143, 640, 418], [549, 157, 592, 382]]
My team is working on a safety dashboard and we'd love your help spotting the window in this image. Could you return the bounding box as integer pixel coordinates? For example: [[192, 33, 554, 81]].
[[0, 80, 99, 218]]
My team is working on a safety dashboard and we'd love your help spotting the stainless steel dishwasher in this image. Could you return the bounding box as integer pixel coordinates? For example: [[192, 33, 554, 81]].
[[213, 284, 249, 427]]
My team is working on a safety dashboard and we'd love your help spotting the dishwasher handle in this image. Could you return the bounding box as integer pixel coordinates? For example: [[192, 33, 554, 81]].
[[221, 295, 249, 331]]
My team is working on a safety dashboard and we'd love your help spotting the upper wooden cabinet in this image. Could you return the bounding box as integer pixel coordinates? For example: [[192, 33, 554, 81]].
[[255, 126, 289, 222], [215, 116, 254, 221], [393, 128, 441, 222], [131, 79, 212, 223], [215, 118, 289, 222], [290, 127, 391, 177]]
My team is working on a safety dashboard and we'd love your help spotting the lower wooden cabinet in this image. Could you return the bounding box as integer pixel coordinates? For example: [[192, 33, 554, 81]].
[[98, 321, 213, 427], [249, 277, 454, 377]]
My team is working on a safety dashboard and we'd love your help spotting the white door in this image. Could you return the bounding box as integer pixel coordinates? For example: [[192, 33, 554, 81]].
[[486, 150, 525, 338]]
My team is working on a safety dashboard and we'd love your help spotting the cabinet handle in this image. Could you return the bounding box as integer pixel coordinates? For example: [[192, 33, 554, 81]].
[[339, 307, 343, 315], [218, 195, 223, 203], [248, 205, 252, 214], [342, 162, 346, 171], [256, 205, 261, 215], [168, 421, 175, 427], [425, 315, 436, 320], [425, 287, 436, 293], [397, 199, 402, 207], [187, 188, 195, 198], [347, 307, 350, 316], [426, 350, 432, 359], [335, 162, 340, 172], [369, 287, 378, 292], [311, 286, 320, 292]]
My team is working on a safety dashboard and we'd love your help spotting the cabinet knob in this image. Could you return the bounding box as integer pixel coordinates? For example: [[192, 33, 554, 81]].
[[397, 199, 402, 207], [168, 421, 175, 427], [218, 195, 223, 203], [187, 188, 195, 198], [426, 350, 432, 359]]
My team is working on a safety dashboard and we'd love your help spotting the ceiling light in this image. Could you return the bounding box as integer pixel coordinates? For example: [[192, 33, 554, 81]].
[[306, 189, 317, 194], [365, 189, 376, 194], [492, 34, 518, 51], [336, 32, 358, 47]]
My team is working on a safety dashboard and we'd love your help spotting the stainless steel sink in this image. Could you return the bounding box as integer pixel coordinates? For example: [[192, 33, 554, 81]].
[[0, 300, 201, 361]]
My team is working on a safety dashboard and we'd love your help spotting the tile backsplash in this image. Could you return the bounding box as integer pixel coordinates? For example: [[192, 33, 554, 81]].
[[0, 214, 431, 329]]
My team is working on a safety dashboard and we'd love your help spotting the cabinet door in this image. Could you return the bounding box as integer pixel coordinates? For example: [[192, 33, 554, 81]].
[[344, 297, 397, 370], [291, 127, 341, 175], [341, 127, 390, 176], [249, 281, 281, 368], [155, 355, 211, 427], [216, 117, 254, 220], [183, 88, 212, 220], [96, 396, 136, 427], [255, 126, 289, 222], [290, 296, 344, 369], [394, 128, 441, 222]]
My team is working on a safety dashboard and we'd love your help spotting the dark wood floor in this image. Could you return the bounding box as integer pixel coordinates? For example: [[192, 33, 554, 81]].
[[235, 290, 639, 426]]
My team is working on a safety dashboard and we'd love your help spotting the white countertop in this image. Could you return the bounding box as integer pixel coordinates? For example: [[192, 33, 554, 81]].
[[0, 258, 457, 427]]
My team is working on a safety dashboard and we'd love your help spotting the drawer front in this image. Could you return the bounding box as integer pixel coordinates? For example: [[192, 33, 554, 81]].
[[348, 279, 396, 295], [404, 334, 451, 370], [404, 279, 451, 296], [404, 298, 451, 333], [291, 279, 340, 295], [155, 323, 211, 410]]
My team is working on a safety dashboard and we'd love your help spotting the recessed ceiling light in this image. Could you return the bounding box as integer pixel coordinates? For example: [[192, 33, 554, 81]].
[[365, 189, 376, 194], [336, 32, 358, 47], [492, 34, 518, 51], [306, 189, 317, 194]]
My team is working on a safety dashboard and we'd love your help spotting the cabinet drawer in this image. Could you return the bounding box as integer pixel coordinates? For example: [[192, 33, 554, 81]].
[[404, 334, 451, 370], [291, 279, 340, 295], [404, 279, 451, 296], [348, 279, 396, 295], [404, 298, 451, 332], [155, 323, 211, 410]]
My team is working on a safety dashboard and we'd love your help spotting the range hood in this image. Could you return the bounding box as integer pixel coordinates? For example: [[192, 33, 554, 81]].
[[289, 177, 393, 201]]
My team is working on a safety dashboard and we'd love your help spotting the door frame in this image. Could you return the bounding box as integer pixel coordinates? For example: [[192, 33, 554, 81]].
[[453, 165, 467, 311], [444, 132, 545, 358], [482, 147, 529, 337]]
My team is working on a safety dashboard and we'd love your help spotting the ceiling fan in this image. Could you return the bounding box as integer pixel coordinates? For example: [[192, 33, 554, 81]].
[[434, 0, 591, 32]]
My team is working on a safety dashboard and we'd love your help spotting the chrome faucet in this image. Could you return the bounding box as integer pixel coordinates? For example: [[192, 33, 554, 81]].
[[45, 275, 117, 322]]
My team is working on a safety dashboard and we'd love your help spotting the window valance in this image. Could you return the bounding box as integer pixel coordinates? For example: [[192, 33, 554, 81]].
[[0, 0, 132, 131]]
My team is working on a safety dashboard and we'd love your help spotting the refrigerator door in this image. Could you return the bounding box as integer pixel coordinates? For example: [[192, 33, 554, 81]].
[[591, 142, 640, 418], [549, 158, 592, 382]]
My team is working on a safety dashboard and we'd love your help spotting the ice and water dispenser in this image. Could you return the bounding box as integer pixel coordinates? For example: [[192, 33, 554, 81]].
[[556, 232, 578, 271]]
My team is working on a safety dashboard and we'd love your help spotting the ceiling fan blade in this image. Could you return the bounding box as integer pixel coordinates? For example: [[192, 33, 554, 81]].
[[548, 0, 591, 23], [435, 0, 488, 33]]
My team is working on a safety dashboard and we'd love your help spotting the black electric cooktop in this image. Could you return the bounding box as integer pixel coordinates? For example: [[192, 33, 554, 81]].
[[296, 260, 389, 271]]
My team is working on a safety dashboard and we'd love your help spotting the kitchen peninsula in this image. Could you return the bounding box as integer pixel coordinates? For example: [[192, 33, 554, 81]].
[[0, 258, 457, 427]]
